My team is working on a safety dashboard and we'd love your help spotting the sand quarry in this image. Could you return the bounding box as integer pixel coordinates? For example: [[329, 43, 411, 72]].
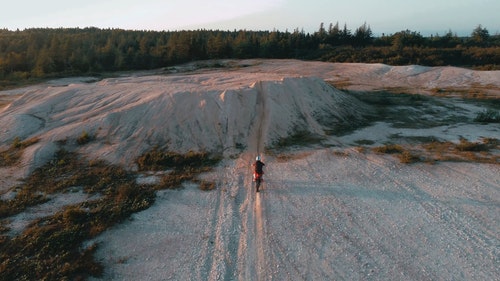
[[0, 59, 499, 280]]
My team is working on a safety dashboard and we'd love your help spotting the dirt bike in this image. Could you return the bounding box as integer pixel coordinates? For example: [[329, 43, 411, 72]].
[[253, 172, 263, 193]]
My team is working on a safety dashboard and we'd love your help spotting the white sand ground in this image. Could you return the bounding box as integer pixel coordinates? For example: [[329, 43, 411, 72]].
[[0, 60, 499, 280], [89, 152, 499, 281]]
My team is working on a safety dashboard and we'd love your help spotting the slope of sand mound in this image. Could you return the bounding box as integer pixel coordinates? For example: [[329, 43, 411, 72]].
[[0, 69, 368, 175], [1, 59, 498, 179]]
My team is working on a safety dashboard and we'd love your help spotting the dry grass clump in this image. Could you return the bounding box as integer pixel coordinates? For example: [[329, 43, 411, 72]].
[[136, 147, 219, 171], [372, 144, 404, 154], [136, 148, 221, 191], [371, 137, 499, 164], [372, 144, 421, 164], [198, 180, 217, 191], [76, 130, 94, 145], [397, 151, 421, 164], [421, 138, 499, 163], [0, 136, 40, 167]]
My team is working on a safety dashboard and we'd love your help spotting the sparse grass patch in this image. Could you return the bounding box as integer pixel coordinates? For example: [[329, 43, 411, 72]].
[[0, 136, 40, 167], [397, 151, 421, 164], [0, 146, 220, 280], [332, 150, 350, 157], [372, 144, 404, 154], [455, 138, 488, 152], [370, 138, 499, 164], [273, 130, 324, 149], [421, 138, 499, 163], [430, 86, 499, 99], [136, 148, 221, 190], [136, 147, 220, 171], [355, 146, 367, 153], [348, 90, 471, 129], [0, 149, 156, 280], [474, 109, 500, 123], [198, 180, 217, 191], [272, 151, 314, 163], [76, 130, 94, 145], [372, 144, 422, 164]]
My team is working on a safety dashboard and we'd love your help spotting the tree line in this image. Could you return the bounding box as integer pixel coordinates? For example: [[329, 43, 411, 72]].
[[0, 23, 499, 88]]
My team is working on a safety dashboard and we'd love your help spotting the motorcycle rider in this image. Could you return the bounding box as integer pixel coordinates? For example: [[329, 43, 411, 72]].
[[253, 155, 265, 192]]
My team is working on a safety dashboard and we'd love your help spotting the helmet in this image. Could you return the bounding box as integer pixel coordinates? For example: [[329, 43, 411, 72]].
[[256, 156, 261, 161]]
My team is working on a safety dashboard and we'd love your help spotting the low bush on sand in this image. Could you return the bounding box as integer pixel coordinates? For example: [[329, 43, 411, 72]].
[[76, 130, 94, 145], [474, 109, 500, 123]]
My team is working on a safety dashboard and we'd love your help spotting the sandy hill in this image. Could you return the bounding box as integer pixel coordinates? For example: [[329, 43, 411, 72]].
[[0, 60, 366, 176], [1, 59, 498, 177]]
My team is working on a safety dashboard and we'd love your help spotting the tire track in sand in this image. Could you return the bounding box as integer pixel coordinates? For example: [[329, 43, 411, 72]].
[[254, 81, 268, 281], [203, 81, 268, 281], [203, 161, 244, 281], [239, 81, 268, 280]]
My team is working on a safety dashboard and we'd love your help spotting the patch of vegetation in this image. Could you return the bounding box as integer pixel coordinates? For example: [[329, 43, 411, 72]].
[[0, 149, 152, 280], [0, 136, 40, 167], [348, 91, 472, 129], [271, 151, 314, 163], [397, 151, 421, 164], [0, 147, 220, 280], [136, 149, 221, 191], [372, 144, 405, 154], [76, 130, 94, 145], [370, 137, 499, 164], [235, 142, 246, 150], [422, 138, 498, 163], [454, 138, 489, 152], [474, 109, 500, 123], [198, 180, 217, 191], [136, 147, 220, 172], [273, 130, 324, 149]]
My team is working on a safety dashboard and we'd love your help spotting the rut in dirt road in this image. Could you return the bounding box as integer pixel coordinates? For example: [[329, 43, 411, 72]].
[[241, 81, 270, 281], [205, 81, 271, 281]]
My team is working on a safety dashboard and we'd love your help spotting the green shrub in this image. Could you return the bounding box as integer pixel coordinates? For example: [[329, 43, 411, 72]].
[[474, 109, 500, 123], [76, 130, 93, 145]]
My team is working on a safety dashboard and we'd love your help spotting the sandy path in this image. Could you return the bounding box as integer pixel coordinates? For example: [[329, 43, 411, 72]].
[[237, 81, 269, 280]]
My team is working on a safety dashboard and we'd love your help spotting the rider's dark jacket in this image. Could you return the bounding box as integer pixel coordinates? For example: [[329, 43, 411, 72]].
[[254, 160, 265, 174]]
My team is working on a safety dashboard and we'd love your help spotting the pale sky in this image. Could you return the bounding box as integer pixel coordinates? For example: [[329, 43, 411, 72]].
[[2, 0, 499, 35]]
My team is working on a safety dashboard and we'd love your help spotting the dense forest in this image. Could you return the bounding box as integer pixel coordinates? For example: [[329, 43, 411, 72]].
[[1, 23, 499, 89]]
